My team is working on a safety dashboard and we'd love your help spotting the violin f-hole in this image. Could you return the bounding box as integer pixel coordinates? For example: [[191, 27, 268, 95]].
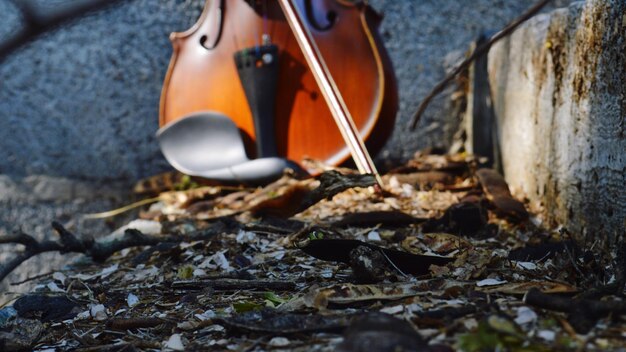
[[200, 0, 225, 50], [304, 0, 336, 31]]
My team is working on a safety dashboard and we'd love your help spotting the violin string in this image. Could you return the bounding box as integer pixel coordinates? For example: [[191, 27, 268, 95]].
[[253, 14, 260, 54], [230, 4, 241, 51], [262, 0, 269, 44]]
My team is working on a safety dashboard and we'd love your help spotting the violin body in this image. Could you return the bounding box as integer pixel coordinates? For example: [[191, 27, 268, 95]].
[[159, 0, 397, 170]]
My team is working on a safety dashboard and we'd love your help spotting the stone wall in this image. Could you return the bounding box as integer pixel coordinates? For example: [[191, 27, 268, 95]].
[[488, 0, 625, 240]]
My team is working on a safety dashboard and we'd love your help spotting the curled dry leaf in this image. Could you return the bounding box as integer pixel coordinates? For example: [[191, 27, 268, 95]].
[[214, 309, 351, 334], [402, 233, 473, 256], [479, 281, 578, 295], [475, 168, 529, 220], [297, 238, 454, 276], [287, 280, 469, 310]]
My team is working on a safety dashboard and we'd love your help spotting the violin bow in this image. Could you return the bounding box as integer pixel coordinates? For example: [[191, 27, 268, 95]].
[[277, 0, 384, 187]]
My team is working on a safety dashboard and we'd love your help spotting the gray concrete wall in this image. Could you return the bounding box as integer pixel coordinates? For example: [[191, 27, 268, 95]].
[[0, 0, 204, 181], [488, 0, 625, 240]]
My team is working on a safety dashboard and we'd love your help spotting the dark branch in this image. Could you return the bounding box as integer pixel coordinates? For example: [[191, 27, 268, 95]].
[[0, 220, 236, 283], [0, 232, 39, 247], [524, 287, 626, 333], [1, 0, 128, 62], [0, 239, 64, 285], [298, 171, 377, 211], [408, 0, 553, 130], [170, 278, 297, 291]]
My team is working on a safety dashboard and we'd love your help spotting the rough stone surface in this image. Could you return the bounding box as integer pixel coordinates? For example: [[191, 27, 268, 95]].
[[488, 0, 625, 239], [0, 0, 204, 181]]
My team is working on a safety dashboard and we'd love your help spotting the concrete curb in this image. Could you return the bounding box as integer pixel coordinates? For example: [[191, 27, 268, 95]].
[[488, 0, 625, 239]]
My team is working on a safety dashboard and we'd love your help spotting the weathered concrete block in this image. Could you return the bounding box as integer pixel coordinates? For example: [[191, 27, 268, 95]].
[[488, 0, 625, 239]]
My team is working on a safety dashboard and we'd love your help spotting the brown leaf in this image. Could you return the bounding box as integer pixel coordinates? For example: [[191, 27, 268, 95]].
[[249, 182, 312, 218], [478, 281, 578, 295], [297, 238, 454, 276], [387, 171, 457, 189], [475, 168, 529, 220], [402, 233, 473, 256], [248, 171, 377, 218], [297, 280, 465, 309]]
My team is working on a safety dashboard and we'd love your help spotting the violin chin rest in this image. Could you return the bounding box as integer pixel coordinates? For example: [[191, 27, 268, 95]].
[[156, 111, 304, 185]]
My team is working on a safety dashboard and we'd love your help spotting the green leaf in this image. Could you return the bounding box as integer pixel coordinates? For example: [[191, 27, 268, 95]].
[[457, 322, 502, 352], [539, 317, 558, 329], [174, 174, 199, 190], [457, 318, 551, 352], [177, 265, 194, 279], [308, 231, 324, 240], [232, 301, 263, 313], [487, 315, 524, 338], [263, 292, 286, 305]]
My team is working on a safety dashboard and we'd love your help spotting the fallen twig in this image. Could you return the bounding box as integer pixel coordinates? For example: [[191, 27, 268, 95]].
[[524, 288, 626, 333], [0, 220, 236, 283], [106, 317, 167, 330], [10, 270, 55, 286], [417, 304, 478, 320], [82, 197, 160, 219], [298, 171, 377, 212], [249, 171, 377, 218], [170, 278, 296, 291], [476, 168, 529, 220], [409, 0, 553, 130], [74, 341, 161, 352], [0, 235, 66, 286]]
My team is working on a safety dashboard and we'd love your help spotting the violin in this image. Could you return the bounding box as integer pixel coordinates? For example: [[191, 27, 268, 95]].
[[159, 0, 398, 178]]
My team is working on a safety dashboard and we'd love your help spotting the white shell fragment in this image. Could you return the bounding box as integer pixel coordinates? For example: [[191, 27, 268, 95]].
[[126, 293, 139, 307], [476, 278, 507, 287], [236, 230, 257, 244], [367, 231, 382, 242], [52, 272, 67, 285], [109, 219, 163, 240], [89, 304, 107, 321], [193, 268, 207, 277], [514, 306, 538, 325], [537, 330, 556, 342], [268, 337, 290, 347], [515, 261, 538, 270], [46, 282, 65, 293], [379, 305, 405, 314], [165, 334, 185, 351], [199, 250, 232, 271], [195, 310, 216, 321]]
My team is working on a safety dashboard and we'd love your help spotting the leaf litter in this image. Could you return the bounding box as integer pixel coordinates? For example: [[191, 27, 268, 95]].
[[1, 152, 625, 351]]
